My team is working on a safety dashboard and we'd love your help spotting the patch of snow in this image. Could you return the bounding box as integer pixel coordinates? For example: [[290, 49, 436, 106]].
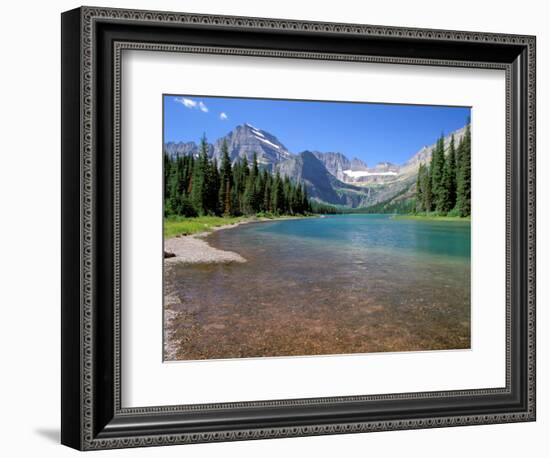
[[245, 123, 259, 130], [343, 169, 397, 178], [256, 136, 280, 149], [252, 130, 265, 138]]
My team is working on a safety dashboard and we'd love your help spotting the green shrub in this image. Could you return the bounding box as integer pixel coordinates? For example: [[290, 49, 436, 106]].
[[446, 207, 461, 217]]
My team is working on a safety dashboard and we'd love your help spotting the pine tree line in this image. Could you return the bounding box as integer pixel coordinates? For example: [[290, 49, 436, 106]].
[[164, 137, 312, 217], [309, 201, 345, 214], [415, 123, 471, 217]]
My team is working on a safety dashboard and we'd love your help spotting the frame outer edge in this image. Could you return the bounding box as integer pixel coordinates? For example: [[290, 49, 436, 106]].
[[80, 5, 535, 43], [69, 6, 536, 450], [61, 7, 84, 451], [526, 36, 536, 421]]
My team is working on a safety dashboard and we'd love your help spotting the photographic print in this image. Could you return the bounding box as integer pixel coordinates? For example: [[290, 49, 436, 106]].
[[163, 95, 471, 361]]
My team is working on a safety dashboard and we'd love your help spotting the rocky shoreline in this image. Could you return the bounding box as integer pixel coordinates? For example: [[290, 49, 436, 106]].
[[164, 224, 247, 264], [164, 216, 312, 265], [163, 218, 265, 265]]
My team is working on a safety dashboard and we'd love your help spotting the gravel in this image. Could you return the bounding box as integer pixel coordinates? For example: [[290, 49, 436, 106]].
[[164, 233, 246, 265]]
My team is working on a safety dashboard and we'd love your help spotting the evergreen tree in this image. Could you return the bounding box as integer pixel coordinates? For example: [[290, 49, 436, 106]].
[[253, 172, 262, 213], [167, 156, 182, 215], [230, 166, 242, 215], [164, 153, 172, 202], [191, 134, 210, 215], [218, 139, 233, 216], [235, 157, 249, 214], [166, 155, 178, 214], [185, 155, 195, 195], [415, 164, 424, 212], [302, 185, 310, 213], [263, 171, 272, 212], [241, 156, 249, 182], [282, 175, 292, 214], [293, 184, 303, 214], [251, 152, 259, 177], [422, 163, 433, 212], [448, 134, 457, 208], [253, 154, 263, 213], [257, 169, 267, 212], [440, 135, 457, 213], [271, 170, 284, 214], [242, 153, 261, 214], [431, 135, 446, 212], [243, 175, 255, 215], [456, 124, 471, 216], [206, 158, 220, 213]]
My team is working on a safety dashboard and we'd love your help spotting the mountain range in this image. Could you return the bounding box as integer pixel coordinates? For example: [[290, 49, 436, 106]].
[[164, 123, 467, 208]]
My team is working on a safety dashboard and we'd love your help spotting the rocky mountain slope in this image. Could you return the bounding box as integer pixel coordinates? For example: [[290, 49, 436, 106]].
[[212, 123, 292, 169], [312, 152, 367, 182]]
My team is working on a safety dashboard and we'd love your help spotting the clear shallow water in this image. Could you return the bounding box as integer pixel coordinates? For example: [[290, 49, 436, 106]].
[[166, 214, 471, 360]]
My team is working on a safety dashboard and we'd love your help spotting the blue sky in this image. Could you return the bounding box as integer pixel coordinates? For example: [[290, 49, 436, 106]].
[[163, 95, 470, 165]]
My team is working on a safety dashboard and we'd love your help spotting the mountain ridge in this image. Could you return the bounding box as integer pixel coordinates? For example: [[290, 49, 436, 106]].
[[164, 123, 467, 208]]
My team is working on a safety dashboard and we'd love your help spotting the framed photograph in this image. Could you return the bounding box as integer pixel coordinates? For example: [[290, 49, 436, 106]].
[[61, 6, 536, 450]]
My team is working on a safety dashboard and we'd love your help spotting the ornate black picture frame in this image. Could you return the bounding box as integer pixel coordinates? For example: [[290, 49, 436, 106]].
[[61, 6, 536, 450]]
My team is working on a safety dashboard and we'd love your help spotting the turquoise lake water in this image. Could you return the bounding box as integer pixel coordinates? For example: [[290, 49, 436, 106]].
[[168, 214, 471, 360]]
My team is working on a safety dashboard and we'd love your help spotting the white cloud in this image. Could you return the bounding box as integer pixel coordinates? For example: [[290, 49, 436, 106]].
[[174, 97, 197, 109], [174, 97, 209, 114], [219, 112, 228, 120]]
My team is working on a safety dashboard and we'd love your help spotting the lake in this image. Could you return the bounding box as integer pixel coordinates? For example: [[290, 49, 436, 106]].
[[166, 214, 471, 360]]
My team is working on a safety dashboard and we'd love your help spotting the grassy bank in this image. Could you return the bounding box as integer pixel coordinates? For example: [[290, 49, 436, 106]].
[[164, 214, 313, 238], [393, 214, 471, 222], [164, 215, 249, 238]]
